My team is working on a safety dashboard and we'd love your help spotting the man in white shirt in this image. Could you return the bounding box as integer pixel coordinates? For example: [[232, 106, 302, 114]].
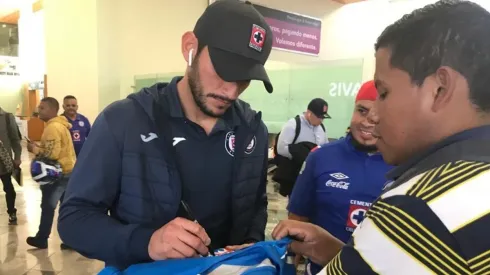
[[273, 98, 330, 196], [276, 98, 330, 159]]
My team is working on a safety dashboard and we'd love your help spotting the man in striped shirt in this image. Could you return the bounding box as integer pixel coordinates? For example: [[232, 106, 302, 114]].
[[272, 1, 490, 274]]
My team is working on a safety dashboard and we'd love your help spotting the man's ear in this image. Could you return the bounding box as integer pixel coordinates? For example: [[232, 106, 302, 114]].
[[181, 32, 198, 66], [432, 66, 457, 112]]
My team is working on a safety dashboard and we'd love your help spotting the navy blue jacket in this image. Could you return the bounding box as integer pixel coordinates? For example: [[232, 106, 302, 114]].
[[58, 80, 269, 269]]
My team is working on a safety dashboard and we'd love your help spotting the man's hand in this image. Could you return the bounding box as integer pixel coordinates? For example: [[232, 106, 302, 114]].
[[148, 217, 211, 260], [272, 220, 344, 266], [225, 243, 254, 251], [13, 159, 21, 167]]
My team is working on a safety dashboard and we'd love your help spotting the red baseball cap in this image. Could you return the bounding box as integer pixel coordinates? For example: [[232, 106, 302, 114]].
[[355, 80, 377, 102]]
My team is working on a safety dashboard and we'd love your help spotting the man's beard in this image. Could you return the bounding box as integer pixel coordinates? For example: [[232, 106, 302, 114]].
[[350, 134, 377, 153], [188, 61, 233, 118]]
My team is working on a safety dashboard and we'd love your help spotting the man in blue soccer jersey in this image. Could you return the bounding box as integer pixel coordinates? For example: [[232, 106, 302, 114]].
[[62, 95, 91, 156], [287, 81, 393, 275]]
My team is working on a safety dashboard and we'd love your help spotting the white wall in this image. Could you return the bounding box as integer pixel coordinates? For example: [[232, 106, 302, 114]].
[[321, 0, 490, 80], [44, 0, 99, 122], [96, 0, 121, 111], [117, 0, 209, 97], [18, 8, 45, 83]]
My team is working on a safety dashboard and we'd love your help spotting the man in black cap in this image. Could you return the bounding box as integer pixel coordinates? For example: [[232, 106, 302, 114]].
[[273, 98, 330, 196], [306, 98, 331, 126], [58, 0, 273, 269]]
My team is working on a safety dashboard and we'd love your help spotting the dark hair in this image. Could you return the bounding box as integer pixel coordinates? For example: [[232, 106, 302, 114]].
[[64, 95, 77, 101], [41, 97, 60, 112], [375, 0, 490, 112]]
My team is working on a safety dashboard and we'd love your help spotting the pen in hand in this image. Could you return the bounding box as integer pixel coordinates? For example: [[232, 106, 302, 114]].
[[180, 200, 215, 256]]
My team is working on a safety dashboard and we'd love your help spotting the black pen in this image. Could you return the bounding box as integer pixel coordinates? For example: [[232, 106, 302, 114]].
[[180, 200, 215, 256]]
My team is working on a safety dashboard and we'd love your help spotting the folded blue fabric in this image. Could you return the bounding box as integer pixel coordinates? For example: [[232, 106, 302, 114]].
[[98, 238, 295, 275]]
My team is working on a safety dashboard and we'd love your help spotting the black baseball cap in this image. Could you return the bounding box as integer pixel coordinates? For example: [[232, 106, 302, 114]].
[[308, 98, 331, 119], [193, 0, 273, 93]]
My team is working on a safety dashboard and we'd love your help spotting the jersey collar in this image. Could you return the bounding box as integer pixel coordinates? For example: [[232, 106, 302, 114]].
[[386, 125, 490, 180]]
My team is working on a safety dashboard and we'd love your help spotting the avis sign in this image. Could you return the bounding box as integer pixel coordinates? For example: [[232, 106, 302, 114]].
[[328, 82, 362, 97]]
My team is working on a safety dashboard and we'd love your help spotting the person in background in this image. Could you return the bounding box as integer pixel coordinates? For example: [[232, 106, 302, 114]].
[[58, 0, 272, 270], [287, 81, 393, 274], [273, 98, 331, 197], [273, 1, 490, 274], [26, 97, 76, 249], [62, 95, 91, 156], [0, 106, 21, 225]]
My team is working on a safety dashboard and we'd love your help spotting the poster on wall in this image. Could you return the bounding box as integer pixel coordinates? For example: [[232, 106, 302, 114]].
[[208, 0, 322, 56], [0, 56, 19, 76]]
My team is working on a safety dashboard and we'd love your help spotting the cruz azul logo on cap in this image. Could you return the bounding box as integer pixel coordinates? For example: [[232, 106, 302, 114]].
[[249, 24, 266, 52]]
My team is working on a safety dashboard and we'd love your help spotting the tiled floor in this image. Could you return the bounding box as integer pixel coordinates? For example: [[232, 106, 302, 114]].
[[0, 146, 289, 275]]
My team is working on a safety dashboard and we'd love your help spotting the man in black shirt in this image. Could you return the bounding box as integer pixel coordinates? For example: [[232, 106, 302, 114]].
[[58, 0, 273, 269]]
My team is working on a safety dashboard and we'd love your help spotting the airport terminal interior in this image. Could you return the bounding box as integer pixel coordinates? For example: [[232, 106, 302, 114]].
[[1, 0, 490, 274]]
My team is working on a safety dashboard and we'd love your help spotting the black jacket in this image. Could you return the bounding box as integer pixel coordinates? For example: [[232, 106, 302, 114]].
[[58, 78, 269, 269], [273, 141, 317, 196]]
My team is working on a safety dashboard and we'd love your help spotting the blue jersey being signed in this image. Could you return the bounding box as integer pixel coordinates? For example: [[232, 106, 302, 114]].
[[98, 238, 295, 275], [288, 135, 393, 275]]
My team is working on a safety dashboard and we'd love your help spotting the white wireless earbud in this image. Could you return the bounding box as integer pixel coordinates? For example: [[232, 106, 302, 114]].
[[188, 49, 194, 67]]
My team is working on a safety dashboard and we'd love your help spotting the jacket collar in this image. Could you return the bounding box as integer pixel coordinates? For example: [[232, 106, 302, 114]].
[[387, 125, 490, 180]]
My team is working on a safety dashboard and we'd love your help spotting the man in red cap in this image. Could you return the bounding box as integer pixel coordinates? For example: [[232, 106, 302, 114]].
[[287, 80, 393, 275]]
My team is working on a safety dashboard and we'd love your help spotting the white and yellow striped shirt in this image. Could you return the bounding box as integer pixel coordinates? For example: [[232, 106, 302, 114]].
[[321, 160, 490, 275]]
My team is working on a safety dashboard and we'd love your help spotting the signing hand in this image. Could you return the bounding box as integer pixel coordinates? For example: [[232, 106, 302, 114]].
[[272, 220, 344, 266], [148, 217, 211, 260]]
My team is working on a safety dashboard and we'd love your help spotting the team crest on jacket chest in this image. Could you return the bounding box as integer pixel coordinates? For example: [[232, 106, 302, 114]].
[[225, 131, 257, 157]]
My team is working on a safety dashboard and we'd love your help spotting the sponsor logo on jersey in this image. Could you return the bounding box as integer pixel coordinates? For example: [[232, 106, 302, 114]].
[[330, 172, 349, 180], [345, 200, 371, 232], [325, 172, 350, 190], [325, 180, 350, 190]]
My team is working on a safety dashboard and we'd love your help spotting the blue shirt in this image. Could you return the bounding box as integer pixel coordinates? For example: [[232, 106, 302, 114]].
[[287, 135, 393, 275], [64, 113, 91, 156]]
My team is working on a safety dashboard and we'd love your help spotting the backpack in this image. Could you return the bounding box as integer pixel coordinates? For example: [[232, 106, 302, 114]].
[[273, 115, 325, 158], [5, 112, 22, 140], [97, 238, 296, 275]]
